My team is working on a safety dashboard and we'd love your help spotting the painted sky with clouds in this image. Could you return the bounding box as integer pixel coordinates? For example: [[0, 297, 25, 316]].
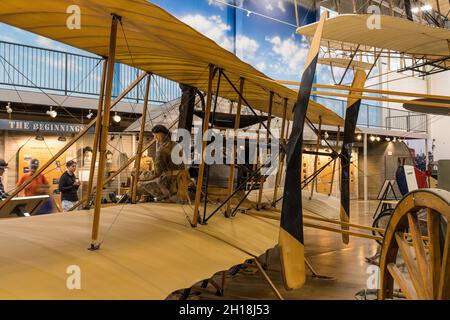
[[0, 0, 357, 86]]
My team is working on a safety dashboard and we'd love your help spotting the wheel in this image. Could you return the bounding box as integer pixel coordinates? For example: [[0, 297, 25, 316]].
[[379, 189, 450, 300], [372, 208, 394, 245]]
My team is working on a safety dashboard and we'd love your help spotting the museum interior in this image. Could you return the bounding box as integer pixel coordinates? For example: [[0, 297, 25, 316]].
[[0, 0, 449, 301]]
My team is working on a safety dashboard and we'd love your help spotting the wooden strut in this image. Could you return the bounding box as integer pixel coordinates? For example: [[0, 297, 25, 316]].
[[253, 258, 284, 300], [309, 116, 322, 200], [272, 98, 288, 206], [275, 81, 450, 102], [250, 209, 385, 233], [304, 258, 335, 280], [328, 125, 340, 196], [131, 73, 152, 203], [85, 59, 108, 208], [225, 78, 244, 217], [192, 64, 215, 227], [247, 210, 383, 241], [257, 92, 274, 209], [68, 73, 154, 212], [305, 91, 450, 109], [91, 14, 119, 248], [294, 0, 300, 27]]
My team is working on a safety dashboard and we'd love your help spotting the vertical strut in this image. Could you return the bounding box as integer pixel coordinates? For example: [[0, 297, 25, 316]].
[[225, 78, 244, 217], [192, 65, 215, 226], [90, 14, 120, 247], [131, 73, 152, 203]]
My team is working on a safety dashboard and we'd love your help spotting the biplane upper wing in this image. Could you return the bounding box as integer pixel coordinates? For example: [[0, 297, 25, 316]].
[[297, 14, 450, 62], [0, 0, 344, 126]]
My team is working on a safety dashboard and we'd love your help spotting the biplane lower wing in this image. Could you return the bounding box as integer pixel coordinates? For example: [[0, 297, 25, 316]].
[[0, 203, 279, 299], [279, 12, 327, 290], [339, 70, 367, 244]]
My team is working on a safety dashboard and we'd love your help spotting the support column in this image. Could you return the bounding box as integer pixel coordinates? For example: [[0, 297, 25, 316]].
[[192, 65, 215, 226], [85, 59, 108, 208], [272, 98, 288, 205], [257, 92, 274, 209], [225, 78, 244, 217], [309, 116, 322, 200], [91, 14, 120, 248], [364, 132, 368, 214], [329, 125, 340, 196], [131, 73, 152, 203]]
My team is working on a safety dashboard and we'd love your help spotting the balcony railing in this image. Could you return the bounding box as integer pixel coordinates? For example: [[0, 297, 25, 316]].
[[0, 40, 429, 134], [314, 96, 428, 133], [0, 40, 181, 103]]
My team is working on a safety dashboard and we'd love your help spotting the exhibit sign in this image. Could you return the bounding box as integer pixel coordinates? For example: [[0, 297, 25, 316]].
[[0, 119, 88, 133]]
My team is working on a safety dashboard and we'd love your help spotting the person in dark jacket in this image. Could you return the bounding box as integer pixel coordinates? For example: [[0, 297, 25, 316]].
[[59, 160, 80, 211], [0, 159, 9, 200]]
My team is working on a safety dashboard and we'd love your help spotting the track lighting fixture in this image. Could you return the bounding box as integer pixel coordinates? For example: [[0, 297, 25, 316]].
[[46, 106, 57, 118]]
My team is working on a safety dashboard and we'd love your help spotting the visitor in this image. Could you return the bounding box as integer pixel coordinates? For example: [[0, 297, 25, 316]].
[[0, 159, 9, 200], [17, 159, 49, 196], [59, 160, 80, 211]]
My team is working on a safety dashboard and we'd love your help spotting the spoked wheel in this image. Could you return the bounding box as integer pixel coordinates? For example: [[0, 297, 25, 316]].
[[379, 189, 450, 300]]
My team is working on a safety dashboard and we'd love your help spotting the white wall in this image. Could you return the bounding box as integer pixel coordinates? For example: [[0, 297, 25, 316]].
[[428, 71, 450, 161]]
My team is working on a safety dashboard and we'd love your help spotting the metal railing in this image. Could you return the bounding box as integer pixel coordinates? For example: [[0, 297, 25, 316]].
[[0, 40, 181, 103], [314, 96, 428, 133]]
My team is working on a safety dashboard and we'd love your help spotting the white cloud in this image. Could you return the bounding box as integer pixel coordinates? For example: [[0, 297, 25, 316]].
[[207, 0, 227, 10], [0, 34, 15, 42], [236, 35, 259, 60], [36, 35, 66, 51], [277, 1, 286, 13], [266, 35, 309, 75], [181, 14, 234, 51], [256, 62, 267, 72], [181, 13, 261, 64]]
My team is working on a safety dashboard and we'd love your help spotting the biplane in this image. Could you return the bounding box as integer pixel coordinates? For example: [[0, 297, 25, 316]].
[[0, 0, 448, 300]]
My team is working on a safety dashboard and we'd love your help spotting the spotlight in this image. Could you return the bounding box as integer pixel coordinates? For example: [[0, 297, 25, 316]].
[[370, 135, 376, 142], [376, 136, 381, 142], [58, 136, 67, 142], [393, 137, 397, 142], [35, 134, 44, 141], [113, 112, 121, 123], [356, 134, 362, 141], [46, 106, 57, 118], [324, 131, 329, 139], [246, 10, 251, 17], [86, 109, 94, 119], [5, 102, 12, 114], [385, 137, 391, 142]]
